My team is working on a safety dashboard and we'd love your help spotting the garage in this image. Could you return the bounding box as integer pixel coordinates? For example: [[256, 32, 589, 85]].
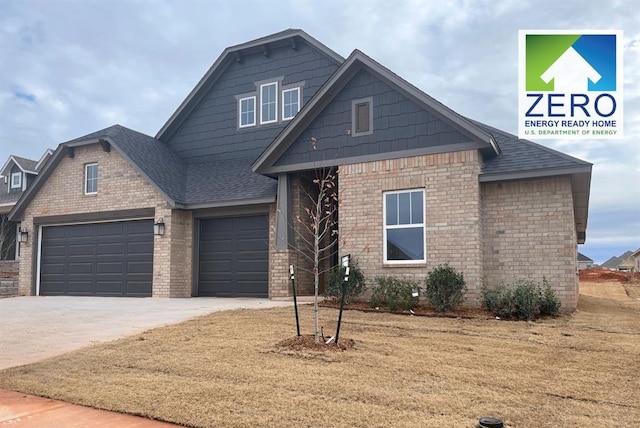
[[39, 219, 153, 296], [198, 215, 268, 297]]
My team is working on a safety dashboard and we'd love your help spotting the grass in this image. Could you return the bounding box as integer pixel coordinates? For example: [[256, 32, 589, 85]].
[[0, 281, 639, 427]]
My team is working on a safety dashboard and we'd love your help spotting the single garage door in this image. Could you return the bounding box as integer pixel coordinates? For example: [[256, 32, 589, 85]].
[[198, 215, 268, 297], [39, 220, 153, 296]]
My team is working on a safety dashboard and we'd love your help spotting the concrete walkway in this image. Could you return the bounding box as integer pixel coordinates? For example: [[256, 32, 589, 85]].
[[0, 388, 180, 427], [0, 296, 292, 370]]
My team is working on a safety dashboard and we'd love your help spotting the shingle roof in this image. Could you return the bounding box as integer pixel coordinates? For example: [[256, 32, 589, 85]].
[[184, 158, 277, 205], [0, 191, 22, 206], [472, 121, 592, 177], [601, 256, 620, 269], [11, 155, 38, 173], [577, 252, 593, 262]]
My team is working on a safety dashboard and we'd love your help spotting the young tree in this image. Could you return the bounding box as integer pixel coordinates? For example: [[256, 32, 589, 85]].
[[0, 214, 16, 261], [293, 158, 339, 343]]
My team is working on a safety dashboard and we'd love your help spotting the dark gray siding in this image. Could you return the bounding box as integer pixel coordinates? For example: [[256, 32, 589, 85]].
[[165, 41, 339, 163], [274, 69, 471, 167], [9, 164, 21, 194], [26, 173, 36, 189]]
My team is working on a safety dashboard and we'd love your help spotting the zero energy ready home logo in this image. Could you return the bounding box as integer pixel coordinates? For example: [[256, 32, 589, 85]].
[[518, 30, 623, 139]]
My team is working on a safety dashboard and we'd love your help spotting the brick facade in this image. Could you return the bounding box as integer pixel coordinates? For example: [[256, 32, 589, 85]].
[[339, 150, 484, 305], [17, 143, 189, 297], [481, 177, 578, 310]]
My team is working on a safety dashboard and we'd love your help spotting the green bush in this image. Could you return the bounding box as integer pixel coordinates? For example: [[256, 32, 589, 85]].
[[323, 260, 366, 303], [482, 278, 561, 320], [370, 276, 419, 311], [423, 264, 466, 312]]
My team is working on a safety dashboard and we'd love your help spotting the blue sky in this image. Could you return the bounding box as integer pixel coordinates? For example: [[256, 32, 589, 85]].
[[0, 0, 638, 264]]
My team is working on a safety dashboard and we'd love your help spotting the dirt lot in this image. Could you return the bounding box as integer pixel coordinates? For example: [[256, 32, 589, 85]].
[[0, 281, 638, 427]]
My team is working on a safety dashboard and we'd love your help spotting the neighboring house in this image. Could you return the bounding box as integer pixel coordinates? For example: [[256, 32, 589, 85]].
[[9, 29, 592, 310], [0, 150, 53, 260], [616, 257, 635, 272], [601, 255, 621, 270], [577, 252, 594, 270], [632, 249, 640, 272]]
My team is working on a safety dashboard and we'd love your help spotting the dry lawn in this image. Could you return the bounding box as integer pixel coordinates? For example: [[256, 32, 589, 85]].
[[1, 281, 639, 427]]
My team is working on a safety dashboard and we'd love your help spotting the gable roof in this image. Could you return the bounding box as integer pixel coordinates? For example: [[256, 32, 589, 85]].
[[35, 149, 54, 172], [156, 29, 344, 143], [253, 49, 500, 174], [601, 256, 621, 269], [9, 124, 277, 220], [633, 248, 640, 258], [1, 155, 38, 177], [577, 252, 593, 262]]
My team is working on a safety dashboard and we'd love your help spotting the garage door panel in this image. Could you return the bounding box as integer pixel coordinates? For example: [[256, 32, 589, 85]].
[[39, 220, 153, 296], [198, 215, 268, 297]]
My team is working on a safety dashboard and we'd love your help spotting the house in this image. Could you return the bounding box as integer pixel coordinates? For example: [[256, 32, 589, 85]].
[[577, 252, 594, 270], [633, 249, 640, 272], [616, 257, 635, 272], [9, 29, 592, 310], [0, 150, 53, 260]]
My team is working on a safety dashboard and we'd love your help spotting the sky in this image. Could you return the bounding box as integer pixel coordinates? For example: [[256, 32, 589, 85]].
[[0, 0, 638, 264]]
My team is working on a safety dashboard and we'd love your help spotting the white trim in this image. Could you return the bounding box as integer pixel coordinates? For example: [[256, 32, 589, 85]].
[[382, 189, 426, 264], [260, 82, 278, 124], [84, 163, 98, 195], [10, 172, 21, 189], [34, 149, 54, 170], [282, 87, 300, 121], [238, 96, 256, 128], [36, 225, 43, 296]]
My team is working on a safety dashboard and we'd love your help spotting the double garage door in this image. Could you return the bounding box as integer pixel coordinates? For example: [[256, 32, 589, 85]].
[[198, 215, 269, 297], [38, 215, 269, 298], [39, 220, 153, 296]]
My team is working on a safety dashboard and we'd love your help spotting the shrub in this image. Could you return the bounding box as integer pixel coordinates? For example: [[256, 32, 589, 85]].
[[482, 278, 562, 320], [323, 261, 366, 304], [370, 276, 420, 311], [423, 264, 466, 312]]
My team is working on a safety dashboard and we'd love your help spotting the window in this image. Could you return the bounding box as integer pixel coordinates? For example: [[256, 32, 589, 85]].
[[282, 87, 300, 120], [352, 97, 373, 136], [85, 163, 98, 194], [383, 190, 425, 263], [260, 82, 277, 124], [10, 172, 21, 189], [239, 96, 256, 128]]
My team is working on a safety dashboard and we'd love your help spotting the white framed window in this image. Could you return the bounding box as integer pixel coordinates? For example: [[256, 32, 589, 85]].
[[383, 189, 425, 263], [282, 87, 300, 120], [238, 96, 256, 128], [260, 82, 278, 124], [85, 163, 98, 195], [10, 172, 21, 189]]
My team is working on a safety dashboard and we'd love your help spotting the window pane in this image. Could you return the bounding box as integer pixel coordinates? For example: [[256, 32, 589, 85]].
[[86, 165, 98, 193], [240, 98, 255, 126], [385, 193, 397, 226], [411, 191, 423, 223], [261, 83, 276, 123], [398, 192, 411, 224], [386, 227, 424, 261], [283, 88, 299, 119]]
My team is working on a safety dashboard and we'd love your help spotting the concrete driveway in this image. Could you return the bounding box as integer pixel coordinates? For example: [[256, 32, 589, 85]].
[[0, 296, 292, 370]]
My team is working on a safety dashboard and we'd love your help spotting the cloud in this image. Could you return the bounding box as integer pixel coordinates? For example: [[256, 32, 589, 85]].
[[0, 0, 637, 261]]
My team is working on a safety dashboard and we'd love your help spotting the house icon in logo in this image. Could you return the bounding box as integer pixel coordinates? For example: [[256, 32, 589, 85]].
[[541, 47, 601, 93]]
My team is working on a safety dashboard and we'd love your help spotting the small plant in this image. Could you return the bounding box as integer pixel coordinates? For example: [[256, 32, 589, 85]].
[[324, 260, 366, 304], [370, 276, 419, 311], [423, 264, 466, 312], [482, 278, 562, 320]]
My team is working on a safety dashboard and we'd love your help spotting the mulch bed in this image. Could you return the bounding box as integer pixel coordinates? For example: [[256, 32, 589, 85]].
[[318, 299, 493, 319], [277, 334, 355, 351]]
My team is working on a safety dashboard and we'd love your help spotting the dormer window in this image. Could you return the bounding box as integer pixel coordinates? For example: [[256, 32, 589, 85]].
[[10, 172, 21, 189], [237, 79, 304, 129], [260, 82, 278, 124], [282, 87, 300, 120], [239, 96, 256, 128]]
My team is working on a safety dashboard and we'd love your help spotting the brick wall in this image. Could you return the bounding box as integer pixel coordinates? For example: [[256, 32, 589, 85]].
[[18, 143, 186, 297], [339, 150, 484, 305], [481, 177, 578, 310]]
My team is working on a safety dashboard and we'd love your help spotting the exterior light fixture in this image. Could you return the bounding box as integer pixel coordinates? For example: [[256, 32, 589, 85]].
[[153, 218, 165, 236], [18, 226, 29, 243]]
